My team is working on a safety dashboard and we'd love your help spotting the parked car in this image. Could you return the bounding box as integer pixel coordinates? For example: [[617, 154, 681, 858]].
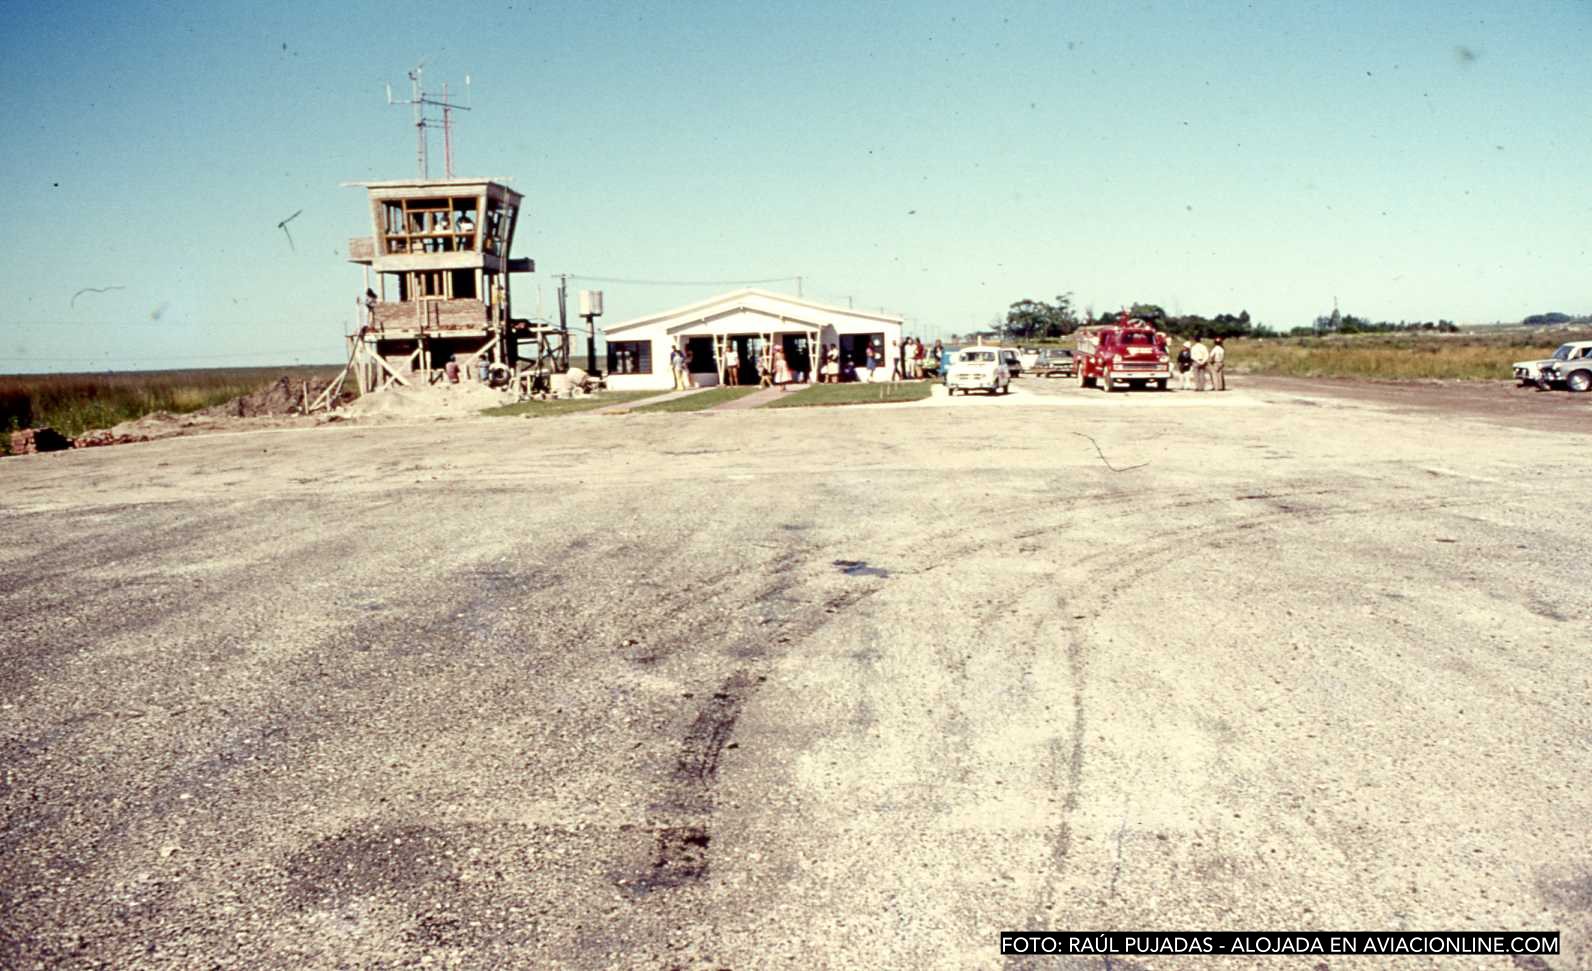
[[945, 347, 1011, 395], [999, 347, 1023, 377], [1542, 349, 1592, 393], [1513, 341, 1592, 386], [1033, 348, 1076, 378]]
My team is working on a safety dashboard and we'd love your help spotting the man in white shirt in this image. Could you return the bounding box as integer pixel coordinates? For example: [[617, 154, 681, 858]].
[[1210, 337, 1227, 391], [1190, 339, 1211, 392]]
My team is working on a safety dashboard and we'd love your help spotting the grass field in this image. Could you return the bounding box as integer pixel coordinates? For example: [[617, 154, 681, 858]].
[[0, 366, 341, 440], [763, 381, 937, 408], [480, 390, 656, 418], [1225, 329, 1592, 381], [630, 387, 760, 413]]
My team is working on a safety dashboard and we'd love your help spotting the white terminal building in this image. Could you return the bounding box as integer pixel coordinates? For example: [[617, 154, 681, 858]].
[[600, 289, 905, 392]]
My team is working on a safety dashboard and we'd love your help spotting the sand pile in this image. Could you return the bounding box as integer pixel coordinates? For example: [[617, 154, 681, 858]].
[[341, 381, 515, 419]]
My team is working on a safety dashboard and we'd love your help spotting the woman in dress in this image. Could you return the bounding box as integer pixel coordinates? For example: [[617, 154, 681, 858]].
[[773, 346, 791, 390]]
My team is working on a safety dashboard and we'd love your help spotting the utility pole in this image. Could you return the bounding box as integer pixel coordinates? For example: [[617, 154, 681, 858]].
[[557, 274, 569, 364], [796, 276, 802, 299]]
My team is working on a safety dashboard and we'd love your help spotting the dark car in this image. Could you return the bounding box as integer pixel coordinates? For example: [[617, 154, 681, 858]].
[[1033, 348, 1076, 378]]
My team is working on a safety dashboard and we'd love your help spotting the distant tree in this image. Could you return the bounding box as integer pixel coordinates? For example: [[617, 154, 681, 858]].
[[1129, 303, 1168, 326], [1002, 293, 1080, 341], [1003, 300, 1051, 341]]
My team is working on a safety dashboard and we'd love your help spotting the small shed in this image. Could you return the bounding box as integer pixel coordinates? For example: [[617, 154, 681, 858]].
[[601, 289, 905, 391]]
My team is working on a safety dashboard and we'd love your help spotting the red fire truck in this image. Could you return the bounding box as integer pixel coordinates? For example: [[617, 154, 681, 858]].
[[1075, 313, 1172, 392]]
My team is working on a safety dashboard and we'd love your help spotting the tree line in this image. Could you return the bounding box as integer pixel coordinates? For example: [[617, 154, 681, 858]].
[[989, 294, 1467, 343], [1522, 311, 1591, 326], [995, 294, 1274, 341], [1303, 309, 1459, 335]]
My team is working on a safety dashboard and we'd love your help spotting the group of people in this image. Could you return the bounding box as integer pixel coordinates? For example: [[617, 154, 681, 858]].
[[1174, 336, 1227, 391], [889, 337, 941, 381], [665, 337, 947, 390], [821, 338, 940, 383], [838, 337, 944, 383], [668, 343, 798, 391]]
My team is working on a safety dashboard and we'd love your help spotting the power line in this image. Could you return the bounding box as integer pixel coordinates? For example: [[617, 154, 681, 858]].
[[4, 348, 340, 364], [2, 320, 347, 330], [565, 274, 800, 287]]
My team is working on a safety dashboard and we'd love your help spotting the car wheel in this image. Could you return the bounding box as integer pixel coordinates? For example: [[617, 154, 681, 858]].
[[1156, 378, 1168, 391], [1568, 369, 1592, 393]]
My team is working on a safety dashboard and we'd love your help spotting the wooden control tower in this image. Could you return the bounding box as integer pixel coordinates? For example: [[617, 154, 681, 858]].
[[343, 178, 565, 392]]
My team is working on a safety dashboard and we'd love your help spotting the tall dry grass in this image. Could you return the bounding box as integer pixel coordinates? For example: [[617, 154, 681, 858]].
[[1227, 329, 1592, 381], [1, 366, 340, 440]]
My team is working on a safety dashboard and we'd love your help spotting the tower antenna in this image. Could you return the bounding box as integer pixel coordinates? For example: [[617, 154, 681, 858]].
[[386, 60, 472, 179]]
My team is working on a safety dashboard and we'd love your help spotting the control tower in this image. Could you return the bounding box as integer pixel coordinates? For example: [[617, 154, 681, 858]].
[[344, 178, 551, 390]]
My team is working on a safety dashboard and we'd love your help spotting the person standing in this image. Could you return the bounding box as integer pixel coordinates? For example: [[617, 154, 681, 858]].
[[1189, 338, 1210, 392], [773, 346, 791, 390], [724, 342, 741, 386], [669, 344, 686, 390], [758, 342, 774, 388], [1210, 337, 1227, 391], [865, 341, 878, 382], [1177, 341, 1194, 391]]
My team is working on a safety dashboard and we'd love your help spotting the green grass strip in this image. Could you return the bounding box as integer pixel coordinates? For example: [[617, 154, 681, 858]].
[[762, 381, 935, 408], [481, 390, 656, 418], [630, 386, 761, 413]]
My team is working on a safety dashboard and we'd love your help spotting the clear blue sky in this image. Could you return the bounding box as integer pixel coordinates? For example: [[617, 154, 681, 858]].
[[2, 0, 1588, 371]]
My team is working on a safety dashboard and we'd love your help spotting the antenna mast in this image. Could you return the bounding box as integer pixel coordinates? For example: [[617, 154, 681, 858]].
[[387, 62, 472, 179]]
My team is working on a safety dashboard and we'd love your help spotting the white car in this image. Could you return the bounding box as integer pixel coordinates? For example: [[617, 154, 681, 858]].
[[945, 347, 1011, 395], [1543, 351, 1592, 393], [1513, 341, 1592, 385]]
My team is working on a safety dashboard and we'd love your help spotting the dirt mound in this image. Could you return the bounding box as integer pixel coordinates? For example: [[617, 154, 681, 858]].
[[202, 376, 303, 418], [341, 381, 514, 419]]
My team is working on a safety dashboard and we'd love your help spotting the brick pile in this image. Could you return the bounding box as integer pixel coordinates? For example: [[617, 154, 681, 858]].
[[72, 430, 152, 449], [7, 426, 72, 455]]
